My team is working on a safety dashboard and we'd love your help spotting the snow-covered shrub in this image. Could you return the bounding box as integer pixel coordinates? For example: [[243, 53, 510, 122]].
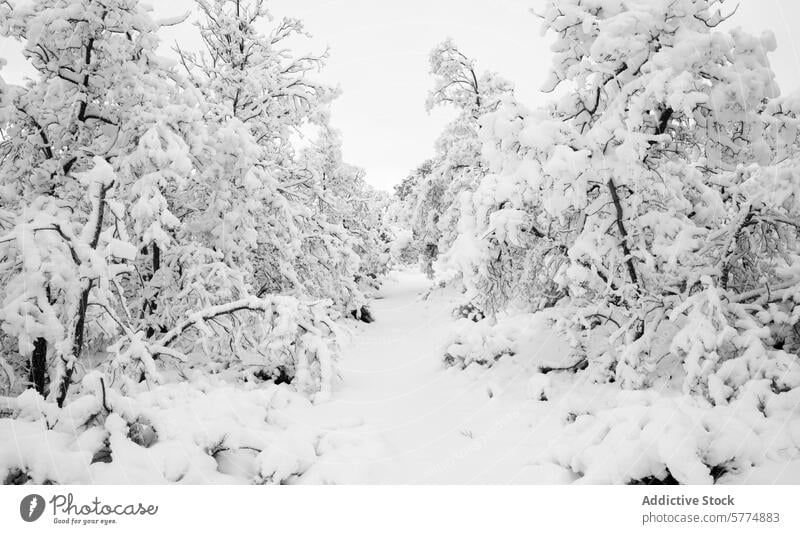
[[443, 312, 573, 370], [526, 372, 552, 402], [443, 319, 515, 369], [536, 387, 800, 484], [388, 228, 417, 266], [445, 306, 593, 372], [0, 373, 377, 484], [453, 302, 485, 322], [106, 295, 340, 403]]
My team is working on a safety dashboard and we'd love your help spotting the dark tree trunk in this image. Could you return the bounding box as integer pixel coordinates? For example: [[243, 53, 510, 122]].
[[30, 337, 47, 395], [57, 280, 93, 407], [56, 180, 111, 407], [145, 243, 161, 339], [607, 177, 639, 287]]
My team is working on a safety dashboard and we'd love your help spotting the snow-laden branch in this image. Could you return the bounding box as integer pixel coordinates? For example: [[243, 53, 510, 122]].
[[157, 296, 276, 349]]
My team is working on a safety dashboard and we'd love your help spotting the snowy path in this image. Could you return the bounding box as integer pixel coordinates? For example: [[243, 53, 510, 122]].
[[287, 269, 568, 484]]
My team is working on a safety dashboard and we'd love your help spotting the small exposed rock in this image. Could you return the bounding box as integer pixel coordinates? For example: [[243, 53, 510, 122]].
[[128, 418, 157, 448], [4, 468, 30, 485], [91, 439, 113, 464]]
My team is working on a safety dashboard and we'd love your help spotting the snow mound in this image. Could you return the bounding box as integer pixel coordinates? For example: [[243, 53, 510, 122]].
[[534, 386, 800, 484], [0, 374, 386, 484], [443, 312, 572, 369]]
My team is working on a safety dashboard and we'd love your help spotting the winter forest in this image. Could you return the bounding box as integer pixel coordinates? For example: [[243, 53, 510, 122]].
[[1, 0, 800, 485]]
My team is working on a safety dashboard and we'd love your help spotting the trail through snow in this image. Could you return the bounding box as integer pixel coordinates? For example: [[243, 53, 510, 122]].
[[286, 269, 800, 485], [287, 269, 573, 484]]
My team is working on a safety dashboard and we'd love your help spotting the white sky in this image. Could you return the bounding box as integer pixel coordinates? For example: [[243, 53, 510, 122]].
[[2, 0, 800, 190]]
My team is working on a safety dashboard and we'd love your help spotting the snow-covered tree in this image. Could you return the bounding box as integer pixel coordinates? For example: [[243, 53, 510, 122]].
[[0, 0, 200, 403], [448, 97, 576, 315], [175, 0, 330, 295], [400, 39, 512, 279], [540, 0, 800, 398], [301, 128, 390, 293], [450, 0, 800, 404], [0, 0, 349, 404], [176, 0, 387, 317]]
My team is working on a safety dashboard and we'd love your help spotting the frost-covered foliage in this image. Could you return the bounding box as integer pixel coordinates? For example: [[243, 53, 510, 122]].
[[0, 0, 385, 410], [433, 0, 800, 408], [174, 0, 386, 311], [297, 128, 391, 299], [395, 39, 512, 278]]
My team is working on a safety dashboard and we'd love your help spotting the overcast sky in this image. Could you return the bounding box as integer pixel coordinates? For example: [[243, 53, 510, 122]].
[[2, 0, 800, 190]]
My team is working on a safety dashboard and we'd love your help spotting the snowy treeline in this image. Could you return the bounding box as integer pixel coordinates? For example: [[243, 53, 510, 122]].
[[0, 0, 392, 401], [0, 0, 394, 483], [394, 0, 800, 482]]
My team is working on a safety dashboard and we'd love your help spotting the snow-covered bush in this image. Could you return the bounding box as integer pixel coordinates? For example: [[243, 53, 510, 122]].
[[443, 312, 573, 370], [106, 295, 340, 402], [0, 373, 377, 484], [536, 386, 800, 484], [448, 99, 576, 315], [443, 318, 515, 369], [388, 227, 417, 266], [453, 301, 485, 322], [440, 302, 800, 484]]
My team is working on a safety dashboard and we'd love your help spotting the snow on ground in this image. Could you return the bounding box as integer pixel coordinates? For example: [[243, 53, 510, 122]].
[[280, 269, 581, 483]]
